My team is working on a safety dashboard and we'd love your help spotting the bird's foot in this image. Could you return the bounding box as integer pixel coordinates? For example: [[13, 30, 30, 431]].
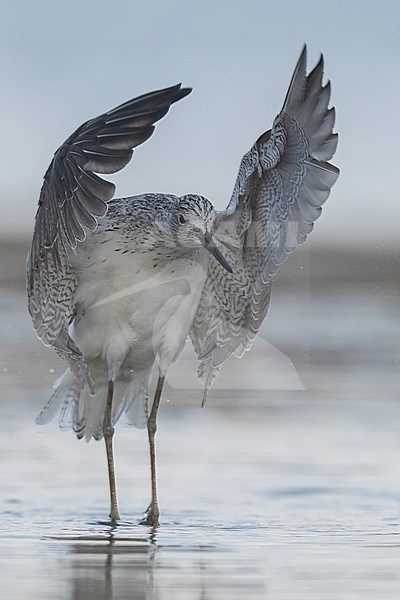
[[109, 506, 120, 524], [140, 503, 159, 526]]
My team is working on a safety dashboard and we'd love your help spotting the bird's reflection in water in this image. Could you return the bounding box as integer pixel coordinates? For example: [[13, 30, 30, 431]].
[[66, 525, 153, 600], [63, 524, 267, 600]]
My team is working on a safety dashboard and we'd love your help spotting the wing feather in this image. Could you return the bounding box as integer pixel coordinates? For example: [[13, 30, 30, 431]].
[[27, 84, 192, 389], [190, 46, 339, 402]]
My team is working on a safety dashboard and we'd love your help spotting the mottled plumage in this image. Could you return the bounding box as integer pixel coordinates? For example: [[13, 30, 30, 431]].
[[27, 46, 339, 523], [191, 48, 339, 401], [28, 84, 191, 391]]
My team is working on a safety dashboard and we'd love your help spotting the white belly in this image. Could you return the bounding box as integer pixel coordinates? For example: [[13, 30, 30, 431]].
[[72, 250, 208, 378]]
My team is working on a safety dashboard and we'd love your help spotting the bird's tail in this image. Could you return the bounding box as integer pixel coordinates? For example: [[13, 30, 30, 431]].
[[36, 366, 152, 441]]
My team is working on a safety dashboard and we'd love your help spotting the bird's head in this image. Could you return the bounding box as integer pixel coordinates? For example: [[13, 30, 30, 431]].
[[173, 194, 232, 273]]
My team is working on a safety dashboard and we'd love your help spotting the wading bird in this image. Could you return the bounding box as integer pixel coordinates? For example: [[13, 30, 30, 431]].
[[28, 46, 339, 525]]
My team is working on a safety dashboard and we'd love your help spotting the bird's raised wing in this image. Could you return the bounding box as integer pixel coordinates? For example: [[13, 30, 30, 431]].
[[190, 46, 339, 402], [27, 84, 191, 389]]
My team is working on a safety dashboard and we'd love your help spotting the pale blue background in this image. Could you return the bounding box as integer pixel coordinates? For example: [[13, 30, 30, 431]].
[[1, 0, 399, 247]]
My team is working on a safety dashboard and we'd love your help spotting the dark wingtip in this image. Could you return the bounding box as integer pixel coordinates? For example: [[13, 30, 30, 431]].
[[173, 85, 193, 103], [282, 44, 308, 112]]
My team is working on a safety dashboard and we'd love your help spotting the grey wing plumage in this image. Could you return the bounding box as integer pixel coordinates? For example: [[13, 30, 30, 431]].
[[27, 84, 192, 389], [190, 45, 339, 402]]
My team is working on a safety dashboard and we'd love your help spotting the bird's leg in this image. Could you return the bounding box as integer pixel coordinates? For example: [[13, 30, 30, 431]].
[[103, 380, 120, 522], [144, 375, 165, 527]]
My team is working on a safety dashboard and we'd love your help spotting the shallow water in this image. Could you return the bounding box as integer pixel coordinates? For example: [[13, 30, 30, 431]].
[[1, 276, 399, 599]]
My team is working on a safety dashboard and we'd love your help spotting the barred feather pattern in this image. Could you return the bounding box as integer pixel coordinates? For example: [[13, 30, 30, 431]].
[[27, 84, 191, 392], [190, 46, 339, 402]]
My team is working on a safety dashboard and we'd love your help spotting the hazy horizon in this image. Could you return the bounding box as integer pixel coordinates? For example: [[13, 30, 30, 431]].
[[1, 0, 399, 248]]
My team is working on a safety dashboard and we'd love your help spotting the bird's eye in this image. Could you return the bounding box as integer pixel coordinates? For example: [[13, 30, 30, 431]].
[[178, 214, 186, 225]]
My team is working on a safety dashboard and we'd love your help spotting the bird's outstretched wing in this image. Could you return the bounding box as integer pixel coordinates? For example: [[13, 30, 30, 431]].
[[190, 46, 339, 402], [27, 84, 191, 390]]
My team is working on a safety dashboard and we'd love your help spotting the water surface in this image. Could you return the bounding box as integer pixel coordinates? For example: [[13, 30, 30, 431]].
[[1, 260, 399, 599]]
